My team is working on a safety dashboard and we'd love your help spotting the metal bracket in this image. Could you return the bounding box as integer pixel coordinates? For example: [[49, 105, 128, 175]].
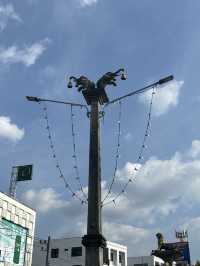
[[82, 234, 107, 248]]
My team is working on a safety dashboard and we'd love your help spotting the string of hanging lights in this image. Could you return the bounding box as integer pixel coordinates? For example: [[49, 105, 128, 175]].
[[102, 101, 122, 203], [70, 105, 88, 200], [38, 84, 156, 207], [41, 103, 87, 205], [102, 87, 156, 207], [39, 85, 156, 207]]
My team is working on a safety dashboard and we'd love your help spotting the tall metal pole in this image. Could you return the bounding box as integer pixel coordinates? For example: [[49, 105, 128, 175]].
[[82, 99, 106, 266], [45, 236, 50, 266]]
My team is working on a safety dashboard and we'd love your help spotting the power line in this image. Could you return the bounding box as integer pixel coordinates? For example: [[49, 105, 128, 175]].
[[102, 87, 156, 207], [41, 103, 87, 205]]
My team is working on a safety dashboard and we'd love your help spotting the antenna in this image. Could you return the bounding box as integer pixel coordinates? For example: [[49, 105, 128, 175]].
[[175, 230, 188, 242]]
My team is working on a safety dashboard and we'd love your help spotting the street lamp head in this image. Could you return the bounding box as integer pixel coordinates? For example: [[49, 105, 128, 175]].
[[158, 75, 174, 85], [26, 96, 40, 102]]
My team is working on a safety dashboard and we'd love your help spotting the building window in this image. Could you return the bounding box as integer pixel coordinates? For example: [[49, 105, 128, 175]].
[[119, 254, 122, 263], [40, 240, 46, 244], [110, 251, 114, 262], [64, 248, 69, 257], [71, 247, 82, 257], [103, 248, 109, 265], [51, 248, 59, 258], [119, 252, 124, 263]]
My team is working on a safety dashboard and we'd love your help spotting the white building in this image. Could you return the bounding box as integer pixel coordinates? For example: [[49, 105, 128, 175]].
[[0, 191, 36, 266], [128, 256, 165, 266], [32, 237, 127, 266]]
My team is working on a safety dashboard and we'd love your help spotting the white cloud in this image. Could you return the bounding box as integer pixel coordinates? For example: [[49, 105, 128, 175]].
[[23, 188, 69, 213], [42, 65, 56, 78], [0, 38, 50, 66], [104, 222, 150, 244], [124, 132, 133, 141], [187, 140, 200, 158], [0, 116, 24, 142], [0, 3, 21, 31], [104, 222, 155, 255], [102, 140, 200, 225], [139, 80, 184, 116], [22, 187, 87, 237], [79, 0, 98, 7]]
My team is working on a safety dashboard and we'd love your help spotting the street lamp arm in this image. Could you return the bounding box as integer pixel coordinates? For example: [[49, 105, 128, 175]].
[[26, 96, 89, 112], [104, 75, 174, 107]]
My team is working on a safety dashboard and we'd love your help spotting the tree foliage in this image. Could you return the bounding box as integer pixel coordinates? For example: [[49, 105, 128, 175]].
[[195, 260, 200, 266]]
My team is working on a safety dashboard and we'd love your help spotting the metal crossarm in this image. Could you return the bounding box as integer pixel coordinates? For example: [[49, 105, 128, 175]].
[[104, 75, 174, 107], [26, 96, 89, 112]]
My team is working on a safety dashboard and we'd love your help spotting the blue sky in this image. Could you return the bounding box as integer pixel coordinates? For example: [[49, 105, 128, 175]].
[[1, 0, 200, 262]]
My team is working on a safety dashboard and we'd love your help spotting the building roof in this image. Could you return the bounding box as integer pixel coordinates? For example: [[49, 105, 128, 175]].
[[0, 191, 36, 213]]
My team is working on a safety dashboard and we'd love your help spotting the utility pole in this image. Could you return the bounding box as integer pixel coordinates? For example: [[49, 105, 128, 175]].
[[27, 70, 173, 266], [45, 236, 50, 266]]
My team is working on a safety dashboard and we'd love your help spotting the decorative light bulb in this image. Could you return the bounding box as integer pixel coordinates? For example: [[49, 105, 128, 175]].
[[121, 73, 127, 80], [67, 81, 73, 88]]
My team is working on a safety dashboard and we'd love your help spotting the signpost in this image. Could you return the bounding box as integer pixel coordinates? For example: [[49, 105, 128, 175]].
[[9, 165, 33, 198], [16, 165, 33, 182]]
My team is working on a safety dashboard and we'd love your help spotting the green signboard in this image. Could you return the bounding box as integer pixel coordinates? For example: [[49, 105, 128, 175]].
[[0, 219, 27, 265], [13, 235, 22, 264], [16, 165, 33, 181]]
